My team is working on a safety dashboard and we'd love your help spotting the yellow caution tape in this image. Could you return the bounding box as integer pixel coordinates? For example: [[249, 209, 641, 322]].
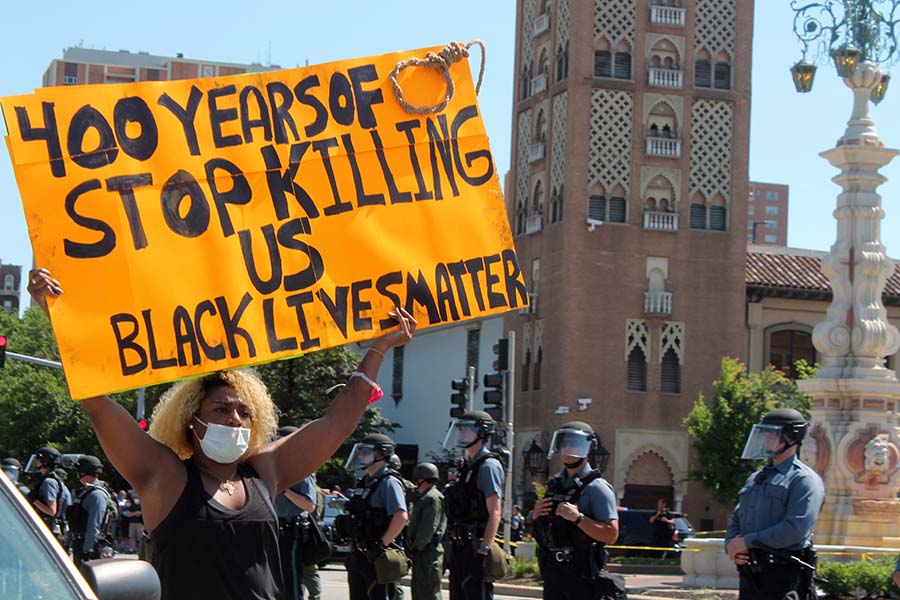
[[607, 545, 700, 552]]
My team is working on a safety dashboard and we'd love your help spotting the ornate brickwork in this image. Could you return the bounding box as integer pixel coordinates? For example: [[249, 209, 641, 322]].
[[640, 167, 681, 207], [695, 0, 736, 58], [589, 90, 633, 195], [517, 108, 533, 209], [626, 319, 650, 362], [522, 0, 537, 74], [551, 92, 568, 195], [660, 322, 685, 364], [594, 0, 636, 49], [688, 100, 732, 205], [556, 0, 571, 50]]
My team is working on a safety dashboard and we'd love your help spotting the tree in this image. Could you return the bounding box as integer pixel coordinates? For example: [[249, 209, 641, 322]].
[[683, 357, 813, 506]]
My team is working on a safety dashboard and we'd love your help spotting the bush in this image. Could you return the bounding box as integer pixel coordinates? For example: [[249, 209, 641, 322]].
[[817, 557, 897, 599], [507, 558, 539, 579]]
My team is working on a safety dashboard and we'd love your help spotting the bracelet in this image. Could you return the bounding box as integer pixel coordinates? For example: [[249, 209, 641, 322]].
[[350, 371, 384, 404], [367, 347, 385, 359]]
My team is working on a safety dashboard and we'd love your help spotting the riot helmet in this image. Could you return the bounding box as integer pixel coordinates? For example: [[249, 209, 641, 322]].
[[388, 454, 402, 471], [741, 408, 809, 460], [346, 433, 396, 470], [548, 421, 598, 460], [444, 411, 496, 449], [35, 446, 61, 469], [412, 462, 439, 484], [76, 455, 103, 478], [1, 458, 21, 483]]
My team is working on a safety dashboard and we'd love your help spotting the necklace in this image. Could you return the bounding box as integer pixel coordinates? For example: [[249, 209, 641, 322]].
[[197, 465, 240, 496]]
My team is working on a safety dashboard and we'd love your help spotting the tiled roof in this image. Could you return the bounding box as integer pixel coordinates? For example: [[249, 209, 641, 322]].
[[747, 249, 900, 297]]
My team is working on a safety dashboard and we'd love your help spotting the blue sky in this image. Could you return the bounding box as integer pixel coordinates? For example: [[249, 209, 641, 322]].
[[0, 1, 898, 288]]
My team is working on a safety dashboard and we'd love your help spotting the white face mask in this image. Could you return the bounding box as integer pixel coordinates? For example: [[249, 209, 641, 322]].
[[193, 416, 251, 464]]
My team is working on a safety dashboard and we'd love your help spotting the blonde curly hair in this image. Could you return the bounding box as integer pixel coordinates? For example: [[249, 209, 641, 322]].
[[148, 369, 279, 460]]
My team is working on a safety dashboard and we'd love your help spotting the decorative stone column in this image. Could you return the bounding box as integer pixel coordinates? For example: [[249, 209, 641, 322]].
[[798, 61, 900, 546]]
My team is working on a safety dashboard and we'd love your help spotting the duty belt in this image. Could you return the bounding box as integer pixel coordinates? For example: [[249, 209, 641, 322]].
[[541, 546, 584, 563]]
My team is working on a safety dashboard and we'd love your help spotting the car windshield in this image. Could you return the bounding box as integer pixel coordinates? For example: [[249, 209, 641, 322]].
[[0, 476, 87, 599]]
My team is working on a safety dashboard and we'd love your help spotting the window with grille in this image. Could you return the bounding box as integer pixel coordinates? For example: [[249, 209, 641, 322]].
[[556, 44, 569, 82], [146, 69, 163, 81], [627, 347, 647, 392], [520, 71, 530, 100], [613, 53, 632, 80], [588, 195, 607, 221], [769, 330, 815, 379], [608, 197, 626, 223], [709, 206, 727, 231], [661, 348, 681, 393], [694, 60, 712, 87], [522, 349, 531, 392], [593, 51, 612, 77], [689, 204, 707, 229], [713, 63, 731, 90], [391, 345, 404, 405], [64, 62, 78, 77]]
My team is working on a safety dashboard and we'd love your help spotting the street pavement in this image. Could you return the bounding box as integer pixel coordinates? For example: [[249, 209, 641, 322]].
[[315, 563, 724, 599]]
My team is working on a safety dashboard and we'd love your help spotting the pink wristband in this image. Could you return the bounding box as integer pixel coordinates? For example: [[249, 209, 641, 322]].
[[351, 371, 384, 404]]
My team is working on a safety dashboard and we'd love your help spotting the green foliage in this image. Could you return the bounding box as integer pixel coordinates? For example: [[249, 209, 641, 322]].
[[683, 357, 813, 505], [817, 557, 896, 598], [507, 557, 539, 579]]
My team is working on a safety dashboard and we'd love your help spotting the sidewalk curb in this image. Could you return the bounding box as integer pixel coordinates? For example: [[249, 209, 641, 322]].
[[398, 576, 688, 599]]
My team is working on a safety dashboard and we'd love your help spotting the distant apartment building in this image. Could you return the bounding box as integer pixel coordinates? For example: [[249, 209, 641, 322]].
[[43, 46, 278, 88], [0, 263, 22, 313], [747, 181, 788, 246]]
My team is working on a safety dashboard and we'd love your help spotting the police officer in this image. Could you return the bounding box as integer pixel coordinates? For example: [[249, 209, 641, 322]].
[[342, 433, 409, 600], [444, 410, 504, 600], [69, 455, 116, 565], [1, 457, 30, 495], [26, 446, 67, 542], [55, 467, 74, 551], [275, 426, 322, 600], [532, 422, 624, 600], [725, 408, 824, 600], [406, 462, 446, 600]]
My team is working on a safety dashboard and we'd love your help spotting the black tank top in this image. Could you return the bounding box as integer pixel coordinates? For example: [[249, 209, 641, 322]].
[[150, 458, 283, 600]]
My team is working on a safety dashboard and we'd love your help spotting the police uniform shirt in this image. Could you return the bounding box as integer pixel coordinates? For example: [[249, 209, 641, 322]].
[[38, 476, 61, 509], [725, 454, 824, 551], [275, 474, 317, 519], [556, 463, 617, 523], [472, 446, 504, 499], [81, 483, 108, 552], [366, 464, 408, 517]]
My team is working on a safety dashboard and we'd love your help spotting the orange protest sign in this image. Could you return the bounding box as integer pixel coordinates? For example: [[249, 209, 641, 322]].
[[1, 46, 527, 400]]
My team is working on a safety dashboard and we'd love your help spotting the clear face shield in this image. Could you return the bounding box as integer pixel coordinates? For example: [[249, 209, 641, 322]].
[[443, 419, 480, 449], [547, 428, 593, 460], [1, 465, 19, 483], [346, 443, 377, 471], [741, 424, 787, 460]]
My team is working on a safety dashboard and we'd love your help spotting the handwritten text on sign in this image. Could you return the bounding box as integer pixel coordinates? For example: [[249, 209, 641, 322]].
[[1, 47, 526, 399]]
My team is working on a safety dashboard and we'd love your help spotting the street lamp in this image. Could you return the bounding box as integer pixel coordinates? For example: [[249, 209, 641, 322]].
[[591, 443, 610, 474], [791, 1, 900, 98], [523, 439, 548, 475]]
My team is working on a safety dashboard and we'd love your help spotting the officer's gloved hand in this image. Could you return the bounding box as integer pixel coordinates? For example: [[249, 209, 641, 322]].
[[366, 542, 386, 563]]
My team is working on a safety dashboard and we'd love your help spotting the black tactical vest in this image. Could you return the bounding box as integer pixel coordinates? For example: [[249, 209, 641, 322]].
[[26, 472, 63, 531], [343, 469, 402, 543], [445, 452, 500, 531], [533, 469, 604, 559]]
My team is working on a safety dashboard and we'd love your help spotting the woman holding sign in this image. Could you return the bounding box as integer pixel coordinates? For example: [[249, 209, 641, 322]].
[[28, 267, 416, 600]]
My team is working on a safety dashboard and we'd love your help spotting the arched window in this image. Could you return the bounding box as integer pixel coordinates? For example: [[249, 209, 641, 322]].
[[627, 347, 647, 392], [555, 42, 569, 82], [516, 201, 527, 235], [661, 347, 681, 393], [769, 329, 815, 379], [714, 63, 732, 89], [613, 53, 632, 79], [3, 274, 13, 291], [534, 347, 543, 390], [522, 348, 532, 392], [593, 51, 612, 77]]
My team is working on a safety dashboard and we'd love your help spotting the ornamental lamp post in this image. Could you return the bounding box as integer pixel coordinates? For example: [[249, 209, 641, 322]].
[[790, 0, 900, 546]]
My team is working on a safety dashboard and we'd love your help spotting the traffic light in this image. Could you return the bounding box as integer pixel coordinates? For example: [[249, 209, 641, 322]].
[[483, 372, 504, 421], [137, 418, 149, 432], [492, 338, 509, 372], [450, 377, 469, 419], [0, 335, 6, 368]]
